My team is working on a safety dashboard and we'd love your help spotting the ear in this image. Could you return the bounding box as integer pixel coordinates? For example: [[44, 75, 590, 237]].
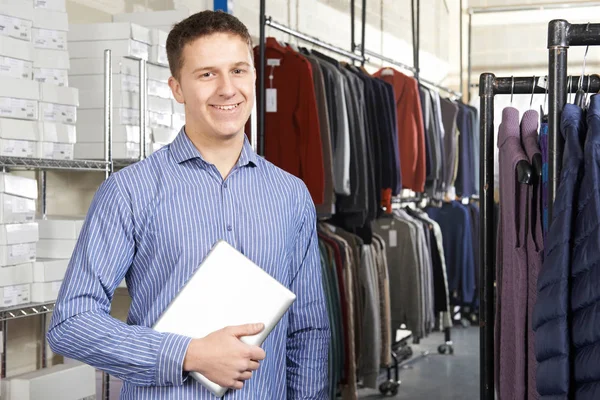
[[168, 76, 185, 104]]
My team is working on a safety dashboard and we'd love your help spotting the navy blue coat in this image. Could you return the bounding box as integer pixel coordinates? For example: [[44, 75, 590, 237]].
[[533, 103, 586, 399]]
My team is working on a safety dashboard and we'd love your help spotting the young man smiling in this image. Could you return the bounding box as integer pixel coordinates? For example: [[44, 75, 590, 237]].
[[47, 10, 330, 399]]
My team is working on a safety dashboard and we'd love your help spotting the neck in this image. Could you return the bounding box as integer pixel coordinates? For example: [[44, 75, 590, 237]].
[[184, 124, 245, 179]]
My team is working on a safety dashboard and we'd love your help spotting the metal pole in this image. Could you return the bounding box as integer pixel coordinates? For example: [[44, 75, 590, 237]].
[[104, 49, 113, 179], [40, 313, 47, 369], [139, 59, 147, 160], [351, 0, 355, 54], [547, 19, 569, 223], [1, 317, 6, 379], [258, 0, 266, 156], [470, 1, 600, 14], [479, 72, 496, 400], [41, 171, 47, 219], [460, 0, 463, 96], [468, 11, 473, 102], [360, 0, 366, 66]]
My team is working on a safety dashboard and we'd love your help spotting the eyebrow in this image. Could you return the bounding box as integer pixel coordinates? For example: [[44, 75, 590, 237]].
[[192, 61, 252, 74]]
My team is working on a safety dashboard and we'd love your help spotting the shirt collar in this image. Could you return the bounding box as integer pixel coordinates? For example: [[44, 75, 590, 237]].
[[170, 127, 258, 168]]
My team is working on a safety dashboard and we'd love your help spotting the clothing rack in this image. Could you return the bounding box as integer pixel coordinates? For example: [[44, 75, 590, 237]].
[[479, 71, 600, 400]]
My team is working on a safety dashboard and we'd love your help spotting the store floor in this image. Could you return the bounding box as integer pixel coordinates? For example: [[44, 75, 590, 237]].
[[95, 326, 479, 399]]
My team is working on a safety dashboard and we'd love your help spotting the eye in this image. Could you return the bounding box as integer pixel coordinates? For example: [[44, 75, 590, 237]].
[[200, 72, 214, 78], [233, 69, 246, 74]]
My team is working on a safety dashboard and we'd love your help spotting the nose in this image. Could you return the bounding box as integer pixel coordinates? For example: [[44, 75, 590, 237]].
[[217, 74, 236, 98]]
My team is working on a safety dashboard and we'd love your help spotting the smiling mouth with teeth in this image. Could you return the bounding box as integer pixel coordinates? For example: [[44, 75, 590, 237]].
[[212, 103, 241, 111]]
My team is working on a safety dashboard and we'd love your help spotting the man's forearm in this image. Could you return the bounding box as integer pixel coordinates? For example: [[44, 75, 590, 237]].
[[286, 327, 330, 399]]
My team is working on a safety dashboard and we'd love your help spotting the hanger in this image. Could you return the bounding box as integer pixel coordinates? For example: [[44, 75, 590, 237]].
[[511, 76, 533, 184], [575, 26, 590, 108], [540, 77, 548, 124], [527, 76, 543, 180], [510, 76, 515, 105]]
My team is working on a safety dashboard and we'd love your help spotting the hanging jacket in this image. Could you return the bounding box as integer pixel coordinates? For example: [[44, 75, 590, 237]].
[[571, 94, 600, 400], [533, 103, 586, 399]]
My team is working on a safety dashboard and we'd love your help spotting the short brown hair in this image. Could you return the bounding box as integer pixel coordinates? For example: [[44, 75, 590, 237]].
[[166, 10, 253, 80]]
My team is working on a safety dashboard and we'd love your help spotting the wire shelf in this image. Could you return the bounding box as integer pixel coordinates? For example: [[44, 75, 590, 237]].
[[0, 157, 109, 171], [0, 302, 55, 322]]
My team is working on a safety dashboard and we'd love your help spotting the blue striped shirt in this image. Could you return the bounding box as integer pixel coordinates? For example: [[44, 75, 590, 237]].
[[47, 129, 330, 399]]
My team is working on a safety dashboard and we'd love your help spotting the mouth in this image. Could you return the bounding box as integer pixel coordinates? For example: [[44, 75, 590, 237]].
[[211, 102, 242, 111]]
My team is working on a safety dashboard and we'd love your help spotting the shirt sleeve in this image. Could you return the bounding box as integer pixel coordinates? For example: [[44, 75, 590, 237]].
[[286, 186, 331, 399], [46, 176, 192, 387]]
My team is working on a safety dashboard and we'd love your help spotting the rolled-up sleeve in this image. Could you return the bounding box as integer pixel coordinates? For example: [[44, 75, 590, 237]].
[[46, 176, 192, 387]]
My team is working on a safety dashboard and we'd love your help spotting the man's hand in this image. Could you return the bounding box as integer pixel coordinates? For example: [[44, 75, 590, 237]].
[[183, 323, 267, 390]]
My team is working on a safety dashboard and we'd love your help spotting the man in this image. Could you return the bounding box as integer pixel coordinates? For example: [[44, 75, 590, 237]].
[[47, 10, 330, 399]]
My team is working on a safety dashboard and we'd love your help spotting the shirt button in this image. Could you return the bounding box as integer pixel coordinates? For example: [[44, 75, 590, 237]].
[[223, 182, 228, 188], [227, 225, 232, 231]]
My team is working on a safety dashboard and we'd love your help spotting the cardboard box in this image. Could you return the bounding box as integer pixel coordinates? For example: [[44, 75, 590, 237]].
[[78, 108, 138, 126], [0, 76, 39, 100], [0, 55, 33, 80], [33, 258, 69, 282], [0, 242, 36, 266], [5, 361, 95, 400], [0, 223, 38, 245], [36, 238, 75, 259], [0, 98, 38, 121], [0, 118, 40, 141], [32, 28, 67, 50], [148, 62, 170, 82], [112, 9, 190, 27], [39, 102, 76, 125], [69, 56, 140, 76], [172, 113, 185, 129], [38, 142, 73, 160], [33, 67, 68, 86], [0, 139, 37, 157], [0, 193, 36, 223], [69, 39, 150, 60], [69, 73, 140, 93], [0, 3, 34, 41], [0, 34, 34, 61], [33, 48, 69, 69], [148, 79, 171, 99], [38, 217, 83, 239], [152, 127, 178, 145], [31, 280, 60, 302], [0, 283, 30, 307], [0, 173, 37, 199], [75, 142, 149, 160], [150, 45, 167, 66], [79, 89, 138, 110], [39, 83, 78, 106], [149, 111, 171, 129], [0, 263, 33, 287], [76, 123, 143, 143], [34, 0, 66, 12], [39, 121, 75, 143], [32, 8, 68, 31], [68, 22, 151, 44]]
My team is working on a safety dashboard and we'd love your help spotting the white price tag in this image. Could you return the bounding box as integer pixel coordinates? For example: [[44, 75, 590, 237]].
[[3, 285, 18, 306], [60, 105, 77, 124], [267, 58, 281, 67], [389, 230, 398, 248], [41, 102, 58, 122], [0, 56, 33, 80], [33, 68, 68, 86], [0, 98, 37, 120], [0, 14, 32, 41], [9, 243, 35, 263], [266, 89, 277, 113], [34, 29, 67, 50]]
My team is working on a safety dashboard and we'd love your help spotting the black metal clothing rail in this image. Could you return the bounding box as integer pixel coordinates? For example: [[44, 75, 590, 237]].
[[478, 72, 600, 400]]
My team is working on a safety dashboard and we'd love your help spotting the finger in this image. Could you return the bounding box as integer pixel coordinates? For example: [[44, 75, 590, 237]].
[[230, 380, 244, 390], [249, 347, 266, 361], [247, 360, 260, 371], [237, 371, 253, 381], [228, 323, 265, 337]]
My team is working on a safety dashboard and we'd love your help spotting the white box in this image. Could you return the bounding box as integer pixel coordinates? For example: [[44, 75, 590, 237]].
[[32, 8, 68, 31], [149, 111, 171, 129], [69, 56, 140, 76], [76, 123, 142, 143], [31, 280, 60, 302], [172, 113, 185, 129], [148, 79, 171, 99], [0, 139, 37, 157], [0, 193, 36, 223], [78, 108, 138, 126], [79, 89, 138, 109], [40, 102, 76, 124], [33, 68, 67, 86], [0, 3, 34, 41], [112, 9, 190, 27], [0, 222, 38, 245], [33, 49, 69, 69], [75, 142, 149, 160], [34, 0, 66, 12], [0, 33, 34, 60], [0, 77, 39, 100], [150, 45, 167, 66], [150, 28, 168, 46], [32, 28, 67, 50], [38, 218, 83, 239], [0, 263, 33, 287], [69, 73, 139, 93], [39, 122, 75, 143], [68, 22, 151, 44], [0, 173, 37, 199], [5, 362, 95, 400], [33, 258, 68, 282], [38, 142, 72, 160], [69, 39, 150, 60], [0, 55, 33, 80], [148, 96, 172, 114], [0, 98, 38, 121], [148, 63, 170, 82], [172, 99, 184, 114], [0, 242, 36, 266], [0, 118, 40, 141], [0, 283, 30, 306], [36, 238, 75, 258], [39, 83, 78, 106], [152, 127, 178, 145]]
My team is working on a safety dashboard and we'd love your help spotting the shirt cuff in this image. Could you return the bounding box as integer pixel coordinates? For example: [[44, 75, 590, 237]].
[[155, 332, 193, 387]]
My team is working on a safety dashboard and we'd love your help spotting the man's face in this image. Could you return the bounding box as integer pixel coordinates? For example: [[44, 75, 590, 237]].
[[169, 32, 255, 140]]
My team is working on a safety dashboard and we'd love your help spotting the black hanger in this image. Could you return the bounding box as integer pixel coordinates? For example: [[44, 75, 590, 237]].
[[516, 160, 534, 185]]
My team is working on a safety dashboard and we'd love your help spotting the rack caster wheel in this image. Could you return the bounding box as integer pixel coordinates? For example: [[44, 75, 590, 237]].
[[438, 344, 454, 355], [379, 380, 400, 396]]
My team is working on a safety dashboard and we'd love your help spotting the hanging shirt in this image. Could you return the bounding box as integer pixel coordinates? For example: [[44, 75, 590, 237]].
[[440, 98, 459, 191]]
